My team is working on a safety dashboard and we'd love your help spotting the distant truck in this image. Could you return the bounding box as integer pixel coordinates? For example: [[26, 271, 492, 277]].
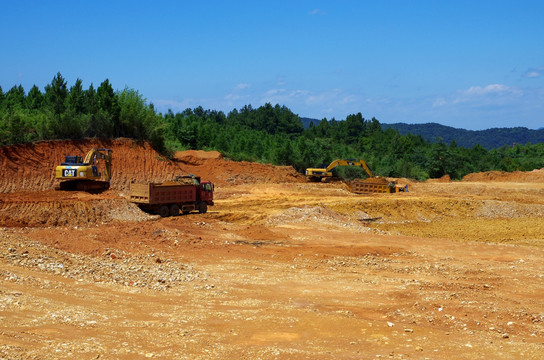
[[129, 175, 214, 217]]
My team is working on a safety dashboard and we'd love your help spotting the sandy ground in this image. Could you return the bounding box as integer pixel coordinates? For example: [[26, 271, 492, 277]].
[[1, 139, 544, 359]]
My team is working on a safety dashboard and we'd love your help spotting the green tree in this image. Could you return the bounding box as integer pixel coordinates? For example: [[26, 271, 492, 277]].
[[344, 113, 365, 144], [5, 85, 25, 111], [96, 79, 120, 137], [26, 85, 44, 110], [66, 79, 85, 114], [44, 72, 68, 120]]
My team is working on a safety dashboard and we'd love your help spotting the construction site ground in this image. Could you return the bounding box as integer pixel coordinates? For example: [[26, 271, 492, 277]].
[[1, 139, 543, 359]]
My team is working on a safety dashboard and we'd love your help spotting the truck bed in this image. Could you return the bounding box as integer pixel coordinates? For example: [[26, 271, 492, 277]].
[[129, 182, 196, 204]]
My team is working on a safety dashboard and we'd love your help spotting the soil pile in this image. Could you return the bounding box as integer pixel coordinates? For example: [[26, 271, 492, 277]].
[[174, 150, 223, 164], [463, 168, 544, 182], [427, 174, 452, 182], [0, 190, 154, 227], [175, 150, 304, 186]]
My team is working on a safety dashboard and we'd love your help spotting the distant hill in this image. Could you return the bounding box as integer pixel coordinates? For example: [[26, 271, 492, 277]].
[[300, 117, 544, 149], [301, 117, 320, 129], [382, 123, 544, 149]]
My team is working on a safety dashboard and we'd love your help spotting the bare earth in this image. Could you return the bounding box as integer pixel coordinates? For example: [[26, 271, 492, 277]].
[[1, 139, 543, 359]]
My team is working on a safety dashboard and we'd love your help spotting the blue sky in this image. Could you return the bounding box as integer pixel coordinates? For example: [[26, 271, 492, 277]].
[[2, 1, 543, 130]]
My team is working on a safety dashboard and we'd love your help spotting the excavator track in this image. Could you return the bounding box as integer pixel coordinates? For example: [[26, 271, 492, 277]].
[[58, 180, 110, 192]]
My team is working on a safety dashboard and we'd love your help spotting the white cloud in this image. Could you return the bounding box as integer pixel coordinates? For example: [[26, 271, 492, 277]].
[[524, 67, 543, 78], [235, 83, 251, 90], [308, 8, 326, 16], [432, 98, 447, 107], [450, 84, 523, 106], [463, 84, 510, 96], [265, 88, 286, 96], [224, 93, 243, 101]]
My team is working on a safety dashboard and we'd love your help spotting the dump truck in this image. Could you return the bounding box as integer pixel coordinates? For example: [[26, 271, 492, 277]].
[[129, 175, 214, 217], [55, 148, 112, 191]]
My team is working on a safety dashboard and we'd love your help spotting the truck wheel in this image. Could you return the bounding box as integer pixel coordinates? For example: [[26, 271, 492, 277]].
[[198, 202, 208, 214], [158, 205, 170, 218], [170, 204, 180, 216]]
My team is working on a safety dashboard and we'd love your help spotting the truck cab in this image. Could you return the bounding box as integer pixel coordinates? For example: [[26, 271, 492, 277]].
[[199, 180, 214, 207], [174, 175, 214, 207]]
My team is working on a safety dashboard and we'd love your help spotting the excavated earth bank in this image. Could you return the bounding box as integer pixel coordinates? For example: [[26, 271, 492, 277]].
[[1, 138, 543, 359], [0, 139, 304, 226]]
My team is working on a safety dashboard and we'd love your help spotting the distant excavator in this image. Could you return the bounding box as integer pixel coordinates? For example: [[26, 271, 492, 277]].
[[306, 159, 374, 182], [306, 159, 407, 193], [55, 148, 112, 191]]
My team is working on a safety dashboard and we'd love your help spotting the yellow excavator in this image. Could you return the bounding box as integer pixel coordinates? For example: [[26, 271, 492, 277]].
[[306, 159, 408, 193], [55, 148, 113, 191], [305, 159, 373, 182]]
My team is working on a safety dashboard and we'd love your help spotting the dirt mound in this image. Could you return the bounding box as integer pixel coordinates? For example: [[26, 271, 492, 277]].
[[426, 174, 451, 182], [174, 150, 304, 186], [0, 190, 153, 227], [0, 139, 305, 193], [463, 168, 544, 182], [173, 150, 223, 165]]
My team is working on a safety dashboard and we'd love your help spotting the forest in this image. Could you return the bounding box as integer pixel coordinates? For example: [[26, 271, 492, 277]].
[[1, 73, 543, 180], [381, 122, 544, 150]]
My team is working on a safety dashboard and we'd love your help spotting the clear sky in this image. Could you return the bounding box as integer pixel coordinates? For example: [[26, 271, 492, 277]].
[[2, 1, 543, 130]]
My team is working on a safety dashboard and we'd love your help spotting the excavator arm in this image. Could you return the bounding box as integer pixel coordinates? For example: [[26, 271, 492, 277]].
[[306, 158, 374, 181], [325, 159, 373, 178], [83, 148, 113, 181]]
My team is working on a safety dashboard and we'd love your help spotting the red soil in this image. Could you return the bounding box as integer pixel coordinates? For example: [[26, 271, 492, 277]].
[[0, 138, 305, 193]]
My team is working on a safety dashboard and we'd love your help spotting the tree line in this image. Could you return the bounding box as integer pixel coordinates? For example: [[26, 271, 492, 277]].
[[1, 73, 543, 180], [0, 73, 166, 152]]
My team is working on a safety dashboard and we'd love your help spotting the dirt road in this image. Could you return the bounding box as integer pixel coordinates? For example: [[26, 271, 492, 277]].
[[1, 140, 543, 359]]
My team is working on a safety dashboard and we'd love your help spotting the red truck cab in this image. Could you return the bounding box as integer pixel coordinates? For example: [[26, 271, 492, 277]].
[[199, 180, 214, 206]]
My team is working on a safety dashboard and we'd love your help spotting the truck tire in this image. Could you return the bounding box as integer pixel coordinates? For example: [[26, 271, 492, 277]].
[[170, 204, 180, 216], [198, 202, 208, 214], [158, 205, 170, 218]]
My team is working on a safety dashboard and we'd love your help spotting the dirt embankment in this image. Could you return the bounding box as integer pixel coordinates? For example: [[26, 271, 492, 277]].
[[0, 139, 176, 193], [0, 138, 305, 194]]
